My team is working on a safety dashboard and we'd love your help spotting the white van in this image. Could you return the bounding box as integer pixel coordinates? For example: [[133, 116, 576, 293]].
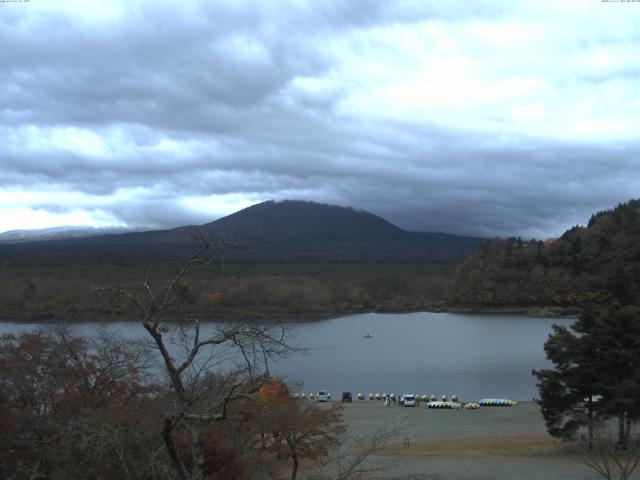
[[402, 394, 417, 407], [316, 390, 331, 402]]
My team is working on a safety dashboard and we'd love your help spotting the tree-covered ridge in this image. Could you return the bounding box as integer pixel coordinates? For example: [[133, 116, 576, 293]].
[[447, 199, 640, 310], [0, 262, 455, 323]]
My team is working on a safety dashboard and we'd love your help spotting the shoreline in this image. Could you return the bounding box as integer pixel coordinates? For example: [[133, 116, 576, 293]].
[[335, 400, 589, 480], [0, 304, 578, 324]]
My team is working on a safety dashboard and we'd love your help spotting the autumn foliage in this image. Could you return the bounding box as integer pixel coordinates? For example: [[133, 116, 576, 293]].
[[244, 378, 345, 479], [0, 331, 346, 480], [0, 329, 164, 479]]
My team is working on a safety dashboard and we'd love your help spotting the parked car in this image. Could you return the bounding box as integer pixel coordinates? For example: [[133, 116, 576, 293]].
[[316, 390, 331, 402], [402, 394, 417, 407], [341, 392, 353, 402]]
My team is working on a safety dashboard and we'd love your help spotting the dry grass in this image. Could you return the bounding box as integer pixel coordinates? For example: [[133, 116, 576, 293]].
[[376, 434, 579, 460]]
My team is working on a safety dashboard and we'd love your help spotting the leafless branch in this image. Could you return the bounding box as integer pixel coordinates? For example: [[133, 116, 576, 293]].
[[309, 422, 407, 480], [580, 431, 640, 480], [92, 241, 304, 480]]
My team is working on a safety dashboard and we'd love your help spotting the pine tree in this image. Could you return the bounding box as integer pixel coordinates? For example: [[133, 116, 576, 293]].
[[584, 304, 640, 446], [533, 321, 601, 445], [534, 302, 640, 447]]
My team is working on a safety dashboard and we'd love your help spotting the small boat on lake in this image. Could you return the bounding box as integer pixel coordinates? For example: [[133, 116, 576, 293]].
[[362, 333, 372, 339]]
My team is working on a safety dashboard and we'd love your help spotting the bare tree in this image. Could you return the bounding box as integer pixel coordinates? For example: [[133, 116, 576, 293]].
[[580, 429, 640, 480], [308, 422, 407, 480], [104, 241, 301, 480]]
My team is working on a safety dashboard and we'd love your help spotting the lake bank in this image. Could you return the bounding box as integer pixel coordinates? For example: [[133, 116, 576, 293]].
[[334, 401, 599, 480], [0, 258, 581, 323], [441, 305, 578, 319], [0, 303, 578, 324]]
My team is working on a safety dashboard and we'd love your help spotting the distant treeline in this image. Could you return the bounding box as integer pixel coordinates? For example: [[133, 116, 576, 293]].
[[0, 262, 454, 322]]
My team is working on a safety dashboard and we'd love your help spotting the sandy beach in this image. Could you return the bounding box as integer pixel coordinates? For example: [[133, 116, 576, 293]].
[[334, 400, 624, 480]]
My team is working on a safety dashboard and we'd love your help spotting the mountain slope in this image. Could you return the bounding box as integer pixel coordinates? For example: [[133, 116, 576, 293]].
[[0, 200, 483, 263], [447, 199, 640, 309], [195, 200, 405, 242]]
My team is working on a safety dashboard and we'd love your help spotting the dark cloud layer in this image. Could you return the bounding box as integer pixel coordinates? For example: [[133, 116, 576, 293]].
[[1, 0, 639, 237]]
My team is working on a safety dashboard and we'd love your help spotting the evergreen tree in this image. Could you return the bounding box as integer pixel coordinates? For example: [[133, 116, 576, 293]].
[[534, 302, 640, 447], [584, 304, 640, 446], [534, 321, 601, 445]]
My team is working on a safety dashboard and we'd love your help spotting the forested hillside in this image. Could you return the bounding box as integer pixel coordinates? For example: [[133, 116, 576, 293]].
[[447, 200, 640, 310], [0, 262, 455, 322]]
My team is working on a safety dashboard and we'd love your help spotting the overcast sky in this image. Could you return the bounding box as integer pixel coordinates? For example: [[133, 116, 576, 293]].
[[1, 0, 639, 238]]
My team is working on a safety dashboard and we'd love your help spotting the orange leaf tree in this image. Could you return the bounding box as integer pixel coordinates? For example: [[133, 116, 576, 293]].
[[251, 379, 345, 480]]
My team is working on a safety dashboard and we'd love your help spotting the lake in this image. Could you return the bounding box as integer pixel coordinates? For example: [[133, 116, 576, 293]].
[[0, 312, 572, 402]]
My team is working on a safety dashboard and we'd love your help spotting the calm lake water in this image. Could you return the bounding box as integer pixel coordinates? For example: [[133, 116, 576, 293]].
[[0, 312, 572, 401]]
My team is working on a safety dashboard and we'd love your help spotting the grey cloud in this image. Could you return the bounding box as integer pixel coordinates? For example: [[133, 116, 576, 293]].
[[1, 1, 639, 237], [3, 107, 640, 236], [108, 199, 213, 229], [0, 2, 335, 133], [0, 0, 515, 132]]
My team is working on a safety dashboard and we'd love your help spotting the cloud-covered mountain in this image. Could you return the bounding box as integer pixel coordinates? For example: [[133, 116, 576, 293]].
[[0, 200, 483, 263]]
